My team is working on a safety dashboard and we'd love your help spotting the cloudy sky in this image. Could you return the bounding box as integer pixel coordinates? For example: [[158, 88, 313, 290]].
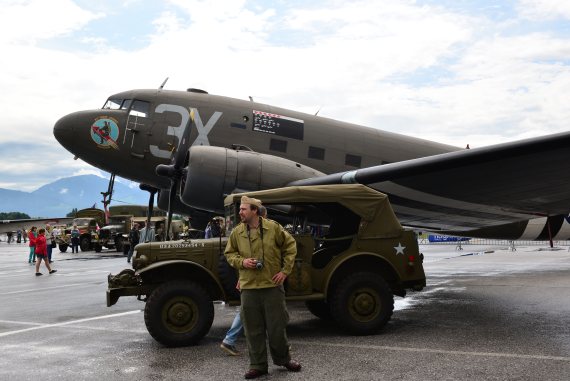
[[1, 0, 569, 192]]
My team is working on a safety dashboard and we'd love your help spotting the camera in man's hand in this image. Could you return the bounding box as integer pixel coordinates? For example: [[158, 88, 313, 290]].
[[254, 259, 264, 270]]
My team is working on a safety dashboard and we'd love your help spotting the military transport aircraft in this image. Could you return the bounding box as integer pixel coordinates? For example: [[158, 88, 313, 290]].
[[53, 85, 570, 243]]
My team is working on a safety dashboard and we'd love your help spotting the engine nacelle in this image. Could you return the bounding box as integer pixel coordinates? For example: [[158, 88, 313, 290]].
[[180, 146, 324, 212]]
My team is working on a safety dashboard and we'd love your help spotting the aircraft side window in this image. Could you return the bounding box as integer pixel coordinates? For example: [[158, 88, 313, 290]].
[[120, 99, 133, 110], [130, 100, 150, 118], [270, 138, 287, 153], [345, 154, 361, 168], [308, 146, 325, 160]]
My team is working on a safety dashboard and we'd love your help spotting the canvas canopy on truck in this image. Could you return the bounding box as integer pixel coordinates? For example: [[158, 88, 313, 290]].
[[223, 184, 403, 239]]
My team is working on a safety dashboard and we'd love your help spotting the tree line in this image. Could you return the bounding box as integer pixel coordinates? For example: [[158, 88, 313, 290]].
[[0, 212, 31, 219]]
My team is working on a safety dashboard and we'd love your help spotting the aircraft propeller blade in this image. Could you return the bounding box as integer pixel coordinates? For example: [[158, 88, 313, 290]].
[[156, 108, 195, 240]]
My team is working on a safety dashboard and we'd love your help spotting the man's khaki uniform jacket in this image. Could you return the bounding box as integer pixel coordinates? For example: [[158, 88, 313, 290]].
[[225, 218, 297, 290]]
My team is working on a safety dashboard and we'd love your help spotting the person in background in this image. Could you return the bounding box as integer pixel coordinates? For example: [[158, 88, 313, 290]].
[[23, 228, 27, 243], [34, 228, 56, 276], [28, 226, 37, 264], [52, 225, 61, 251], [17, 229, 22, 243], [45, 224, 53, 263], [70, 225, 80, 253], [139, 222, 155, 243], [127, 223, 140, 263]]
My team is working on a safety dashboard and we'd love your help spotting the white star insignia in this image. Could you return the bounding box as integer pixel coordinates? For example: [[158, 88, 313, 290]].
[[394, 242, 406, 255]]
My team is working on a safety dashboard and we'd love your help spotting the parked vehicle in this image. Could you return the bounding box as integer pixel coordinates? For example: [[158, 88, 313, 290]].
[[55, 208, 105, 252], [107, 184, 426, 347]]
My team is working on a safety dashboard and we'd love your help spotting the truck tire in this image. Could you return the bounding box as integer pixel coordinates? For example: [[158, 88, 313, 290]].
[[305, 300, 333, 320], [80, 237, 91, 252], [94, 244, 102, 253], [115, 238, 123, 253], [217, 255, 240, 300], [144, 280, 214, 347], [330, 271, 394, 335], [59, 244, 68, 252]]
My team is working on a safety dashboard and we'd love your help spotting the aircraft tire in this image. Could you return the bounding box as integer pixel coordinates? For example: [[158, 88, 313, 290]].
[[80, 237, 90, 252], [217, 255, 240, 300], [144, 280, 214, 347], [305, 300, 333, 320], [59, 244, 68, 253], [330, 271, 393, 335]]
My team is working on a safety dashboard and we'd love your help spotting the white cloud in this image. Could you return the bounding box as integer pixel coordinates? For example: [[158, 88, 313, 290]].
[[0, 0, 570, 191], [0, 0, 103, 45], [59, 188, 68, 194], [517, 0, 570, 20]]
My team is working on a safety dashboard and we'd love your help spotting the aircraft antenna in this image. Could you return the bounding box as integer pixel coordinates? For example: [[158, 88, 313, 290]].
[[249, 96, 254, 102], [159, 77, 169, 90], [315, 107, 321, 116]]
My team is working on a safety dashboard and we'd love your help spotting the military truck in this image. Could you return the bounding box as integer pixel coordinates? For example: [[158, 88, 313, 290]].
[[107, 184, 426, 347], [96, 205, 164, 253], [95, 214, 133, 253], [55, 208, 106, 252]]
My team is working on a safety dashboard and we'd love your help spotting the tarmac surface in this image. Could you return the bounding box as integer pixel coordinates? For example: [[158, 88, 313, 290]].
[[0, 241, 569, 380]]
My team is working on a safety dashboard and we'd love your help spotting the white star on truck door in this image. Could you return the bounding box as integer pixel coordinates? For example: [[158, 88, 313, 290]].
[[394, 243, 406, 255]]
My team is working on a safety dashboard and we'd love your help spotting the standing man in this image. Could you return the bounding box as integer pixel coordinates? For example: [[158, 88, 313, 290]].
[[139, 222, 155, 243], [225, 196, 301, 379], [127, 223, 140, 263], [70, 225, 80, 253], [45, 224, 53, 263]]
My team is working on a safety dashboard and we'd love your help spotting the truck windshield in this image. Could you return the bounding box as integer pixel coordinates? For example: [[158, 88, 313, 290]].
[[108, 217, 126, 224], [73, 218, 91, 226]]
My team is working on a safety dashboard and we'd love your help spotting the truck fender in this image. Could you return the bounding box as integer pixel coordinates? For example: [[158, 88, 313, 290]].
[[322, 252, 400, 299], [137, 260, 227, 299]]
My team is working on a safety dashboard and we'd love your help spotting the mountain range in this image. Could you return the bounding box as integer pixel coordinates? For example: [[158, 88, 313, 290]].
[[0, 175, 149, 218]]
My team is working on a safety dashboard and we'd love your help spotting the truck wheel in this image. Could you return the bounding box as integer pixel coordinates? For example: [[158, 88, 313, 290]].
[[330, 272, 394, 335], [305, 300, 332, 320], [94, 244, 102, 253], [59, 244, 68, 253], [80, 237, 90, 252], [144, 280, 214, 347], [115, 238, 123, 252]]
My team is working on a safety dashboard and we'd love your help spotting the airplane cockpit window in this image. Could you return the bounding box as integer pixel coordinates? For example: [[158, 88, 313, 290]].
[[103, 98, 132, 110], [129, 100, 150, 118]]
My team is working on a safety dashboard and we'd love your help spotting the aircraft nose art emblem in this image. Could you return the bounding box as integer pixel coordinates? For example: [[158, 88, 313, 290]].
[[91, 116, 119, 150]]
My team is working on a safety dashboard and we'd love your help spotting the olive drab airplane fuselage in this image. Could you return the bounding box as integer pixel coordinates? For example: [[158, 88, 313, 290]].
[[54, 88, 570, 240]]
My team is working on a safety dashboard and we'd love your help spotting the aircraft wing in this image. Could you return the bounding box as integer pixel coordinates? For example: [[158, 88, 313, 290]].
[[0, 217, 74, 234], [289, 131, 570, 232]]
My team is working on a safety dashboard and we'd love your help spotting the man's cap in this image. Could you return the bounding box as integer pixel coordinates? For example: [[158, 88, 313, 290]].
[[241, 195, 263, 208]]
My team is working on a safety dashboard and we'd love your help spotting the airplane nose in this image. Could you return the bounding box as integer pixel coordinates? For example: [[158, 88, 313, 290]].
[[53, 112, 76, 152]]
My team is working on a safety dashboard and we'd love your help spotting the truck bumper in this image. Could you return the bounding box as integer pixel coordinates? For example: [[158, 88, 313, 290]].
[[106, 286, 142, 307]]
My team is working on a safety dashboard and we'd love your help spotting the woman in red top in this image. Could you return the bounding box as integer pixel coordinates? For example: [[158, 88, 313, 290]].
[[28, 226, 37, 264], [34, 228, 56, 276]]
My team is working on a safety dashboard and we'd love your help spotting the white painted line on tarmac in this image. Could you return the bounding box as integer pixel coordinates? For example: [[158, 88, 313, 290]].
[[0, 283, 91, 295], [292, 340, 570, 362], [0, 310, 141, 338]]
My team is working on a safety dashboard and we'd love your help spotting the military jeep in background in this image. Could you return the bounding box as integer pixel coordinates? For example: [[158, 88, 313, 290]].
[[107, 184, 426, 347]]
